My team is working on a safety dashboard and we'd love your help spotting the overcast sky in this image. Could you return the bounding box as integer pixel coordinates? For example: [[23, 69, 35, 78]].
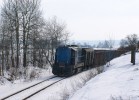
[[0, 0, 139, 41], [41, 0, 139, 41]]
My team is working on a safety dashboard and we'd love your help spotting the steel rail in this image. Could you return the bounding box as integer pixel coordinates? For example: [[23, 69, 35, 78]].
[[1, 76, 57, 100], [23, 78, 66, 100]]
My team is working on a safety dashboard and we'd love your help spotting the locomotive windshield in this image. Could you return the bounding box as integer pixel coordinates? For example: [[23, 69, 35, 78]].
[[55, 47, 71, 64]]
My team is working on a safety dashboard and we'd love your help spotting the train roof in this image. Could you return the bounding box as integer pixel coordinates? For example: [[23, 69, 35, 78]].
[[83, 48, 94, 52], [69, 47, 78, 51], [93, 48, 117, 50]]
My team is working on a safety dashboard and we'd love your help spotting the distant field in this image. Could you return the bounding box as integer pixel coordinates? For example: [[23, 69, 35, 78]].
[[68, 40, 120, 48]]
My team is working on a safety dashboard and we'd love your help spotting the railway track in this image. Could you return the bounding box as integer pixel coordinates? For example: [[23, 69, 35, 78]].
[[1, 76, 65, 100], [23, 78, 65, 100]]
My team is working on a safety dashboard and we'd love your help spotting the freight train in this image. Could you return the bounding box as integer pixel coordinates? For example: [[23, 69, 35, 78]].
[[52, 45, 126, 77]]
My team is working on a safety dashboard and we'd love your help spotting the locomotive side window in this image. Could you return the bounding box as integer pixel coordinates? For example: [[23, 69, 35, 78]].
[[71, 49, 76, 65]]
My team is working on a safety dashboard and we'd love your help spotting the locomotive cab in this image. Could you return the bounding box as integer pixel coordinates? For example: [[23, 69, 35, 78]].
[[52, 46, 75, 76]]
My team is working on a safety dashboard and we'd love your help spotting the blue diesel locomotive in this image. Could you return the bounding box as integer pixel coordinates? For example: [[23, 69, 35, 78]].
[[52, 45, 85, 76]]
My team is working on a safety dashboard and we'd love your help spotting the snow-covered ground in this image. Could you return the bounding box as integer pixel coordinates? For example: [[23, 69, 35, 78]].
[[0, 69, 54, 99], [0, 53, 138, 100], [0, 66, 99, 100], [70, 53, 139, 100]]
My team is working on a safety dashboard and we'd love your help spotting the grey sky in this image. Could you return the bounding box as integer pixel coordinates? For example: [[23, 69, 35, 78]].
[[0, 0, 139, 40], [41, 0, 139, 40]]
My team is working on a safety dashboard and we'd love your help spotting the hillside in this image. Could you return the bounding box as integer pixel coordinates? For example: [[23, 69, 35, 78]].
[[70, 53, 139, 100]]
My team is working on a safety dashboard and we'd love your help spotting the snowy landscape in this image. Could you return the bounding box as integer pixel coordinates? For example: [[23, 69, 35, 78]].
[[0, 0, 139, 100], [0, 52, 138, 100]]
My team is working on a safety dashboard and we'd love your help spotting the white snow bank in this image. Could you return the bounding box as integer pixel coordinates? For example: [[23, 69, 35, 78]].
[[0, 68, 53, 99], [0, 76, 11, 85], [70, 53, 139, 100]]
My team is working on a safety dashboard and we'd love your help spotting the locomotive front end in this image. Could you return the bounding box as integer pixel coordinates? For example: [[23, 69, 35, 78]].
[[52, 46, 73, 76]]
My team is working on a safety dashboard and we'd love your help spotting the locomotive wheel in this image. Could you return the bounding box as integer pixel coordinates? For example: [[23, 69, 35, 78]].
[[78, 67, 82, 73], [69, 67, 75, 76], [74, 68, 78, 74], [72, 69, 76, 74]]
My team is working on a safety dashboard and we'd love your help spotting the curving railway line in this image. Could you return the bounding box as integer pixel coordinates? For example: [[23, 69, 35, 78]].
[[1, 76, 65, 100]]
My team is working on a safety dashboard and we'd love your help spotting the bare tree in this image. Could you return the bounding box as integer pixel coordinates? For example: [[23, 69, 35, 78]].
[[0, 0, 44, 78], [137, 41, 139, 50], [44, 17, 70, 62], [1, 0, 21, 73], [105, 39, 115, 49], [97, 39, 115, 49], [126, 34, 138, 48], [0, 12, 15, 75], [19, 0, 42, 68], [120, 34, 138, 65], [120, 39, 128, 48], [97, 42, 103, 48]]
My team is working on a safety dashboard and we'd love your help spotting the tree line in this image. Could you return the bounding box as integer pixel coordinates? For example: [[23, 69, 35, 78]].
[[119, 34, 139, 50], [0, 0, 69, 78]]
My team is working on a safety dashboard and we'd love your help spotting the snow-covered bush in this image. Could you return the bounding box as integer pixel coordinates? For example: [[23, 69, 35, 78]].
[[8, 67, 18, 82], [133, 68, 139, 71], [110, 96, 131, 100], [29, 69, 40, 80], [58, 79, 83, 100], [71, 78, 83, 91], [24, 67, 41, 81], [60, 87, 70, 100], [59, 69, 101, 100], [96, 66, 104, 74], [0, 76, 5, 85]]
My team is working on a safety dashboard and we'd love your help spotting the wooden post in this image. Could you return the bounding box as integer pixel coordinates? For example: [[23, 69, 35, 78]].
[[131, 46, 136, 65], [0, 66, 1, 76]]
